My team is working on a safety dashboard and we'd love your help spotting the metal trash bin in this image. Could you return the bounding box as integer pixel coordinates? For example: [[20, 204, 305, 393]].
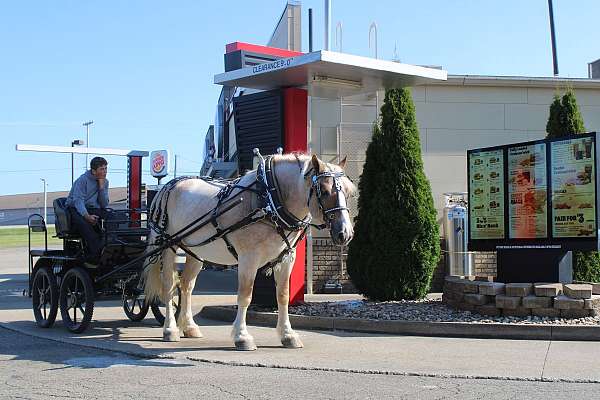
[[443, 192, 474, 276]]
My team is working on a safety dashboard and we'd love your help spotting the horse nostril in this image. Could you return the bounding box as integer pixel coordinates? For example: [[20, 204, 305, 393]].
[[337, 231, 345, 241]]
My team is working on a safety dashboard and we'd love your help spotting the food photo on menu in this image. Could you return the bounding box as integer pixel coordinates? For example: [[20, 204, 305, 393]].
[[551, 137, 597, 238], [508, 143, 548, 239], [469, 149, 505, 240]]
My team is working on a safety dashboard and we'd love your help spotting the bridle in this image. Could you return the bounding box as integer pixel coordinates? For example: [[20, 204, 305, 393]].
[[307, 169, 350, 229]]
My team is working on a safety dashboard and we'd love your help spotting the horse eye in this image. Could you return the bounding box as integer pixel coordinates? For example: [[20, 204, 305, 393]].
[[328, 213, 336, 220]]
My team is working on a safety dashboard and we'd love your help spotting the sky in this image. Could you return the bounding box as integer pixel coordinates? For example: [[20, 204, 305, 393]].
[[1, 0, 599, 196]]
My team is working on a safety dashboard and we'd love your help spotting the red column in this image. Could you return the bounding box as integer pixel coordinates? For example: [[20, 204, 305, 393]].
[[283, 88, 308, 305], [127, 155, 142, 224]]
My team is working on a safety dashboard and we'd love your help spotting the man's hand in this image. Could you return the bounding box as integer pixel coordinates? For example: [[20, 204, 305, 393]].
[[84, 214, 99, 225], [97, 178, 106, 189]]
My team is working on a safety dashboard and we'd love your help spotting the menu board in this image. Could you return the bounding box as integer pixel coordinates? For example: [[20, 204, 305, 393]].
[[551, 137, 597, 238], [508, 143, 548, 238], [469, 149, 505, 239]]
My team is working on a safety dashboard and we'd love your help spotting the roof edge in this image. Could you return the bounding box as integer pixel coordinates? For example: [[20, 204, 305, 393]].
[[428, 75, 600, 89]]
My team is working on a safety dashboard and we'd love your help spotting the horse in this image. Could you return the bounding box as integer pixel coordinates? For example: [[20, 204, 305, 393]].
[[142, 153, 355, 350]]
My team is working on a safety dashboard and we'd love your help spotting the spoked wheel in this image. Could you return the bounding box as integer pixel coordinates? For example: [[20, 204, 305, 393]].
[[150, 286, 182, 326], [59, 267, 95, 333], [123, 288, 150, 322], [32, 266, 59, 328]]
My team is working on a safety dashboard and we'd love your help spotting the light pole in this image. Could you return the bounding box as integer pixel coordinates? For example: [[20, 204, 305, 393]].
[[40, 178, 47, 223], [83, 120, 93, 168], [71, 139, 85, 184]]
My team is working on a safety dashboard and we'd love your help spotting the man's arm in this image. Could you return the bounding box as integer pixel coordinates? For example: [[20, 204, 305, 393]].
[[98, 178, 109, 208], [71, 178, 90, 217]]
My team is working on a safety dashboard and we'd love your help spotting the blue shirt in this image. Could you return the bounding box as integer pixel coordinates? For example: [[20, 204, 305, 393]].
[[65, 170, 109, 216]]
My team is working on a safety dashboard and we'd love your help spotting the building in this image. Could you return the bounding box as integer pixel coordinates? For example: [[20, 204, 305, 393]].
[[0, 187, 128, 226], [203, 1, 600, 292]]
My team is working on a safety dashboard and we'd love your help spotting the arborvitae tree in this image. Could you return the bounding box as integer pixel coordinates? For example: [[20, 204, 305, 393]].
[[346, 88, 440, 300], [545, 94, 562, 139], [561, 89, 586, 135], [545, 89, 598, 282]]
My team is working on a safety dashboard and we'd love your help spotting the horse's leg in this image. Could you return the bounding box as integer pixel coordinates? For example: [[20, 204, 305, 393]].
[[177, 255, 203, 338], [232, 254, 260, 351], [273, 251, 303, 349], [161, 249, 180, 342]]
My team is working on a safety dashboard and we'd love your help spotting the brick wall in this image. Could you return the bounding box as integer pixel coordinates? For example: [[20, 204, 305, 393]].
[[310, 238, 355, 293], [310, 237, 448, 294]]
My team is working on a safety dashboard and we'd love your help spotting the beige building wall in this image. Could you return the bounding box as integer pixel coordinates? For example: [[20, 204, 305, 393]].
[[415, 78, 600, 217]]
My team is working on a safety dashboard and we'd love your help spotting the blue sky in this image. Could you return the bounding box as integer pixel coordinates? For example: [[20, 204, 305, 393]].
[[1, 0, 599, 195]]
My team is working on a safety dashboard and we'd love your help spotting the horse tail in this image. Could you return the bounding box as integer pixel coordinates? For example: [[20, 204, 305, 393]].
[[142, 229, 164, 303]]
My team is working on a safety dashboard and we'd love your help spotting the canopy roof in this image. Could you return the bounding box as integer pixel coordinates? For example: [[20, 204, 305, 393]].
[[214, 50, 447, 98]]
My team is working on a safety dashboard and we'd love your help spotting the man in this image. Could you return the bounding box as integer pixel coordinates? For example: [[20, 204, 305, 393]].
[[65, 156, 110, 262]]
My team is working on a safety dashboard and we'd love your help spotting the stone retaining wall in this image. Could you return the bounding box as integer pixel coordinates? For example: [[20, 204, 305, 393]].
[[443, 276, 600, 318]]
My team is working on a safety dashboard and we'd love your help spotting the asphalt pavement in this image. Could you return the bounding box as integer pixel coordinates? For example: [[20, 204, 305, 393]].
[[3, 246, 600, 399]]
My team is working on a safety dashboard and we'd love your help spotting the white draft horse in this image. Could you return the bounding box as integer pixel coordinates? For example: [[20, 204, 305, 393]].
[[143, 153, 355, 350]]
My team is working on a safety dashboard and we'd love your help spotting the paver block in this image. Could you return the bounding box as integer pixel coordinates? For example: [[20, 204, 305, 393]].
[[554, 295, 584, 310], [574, 281, 600, 295], [475, 276, 494, 282], [502, 307, 531, 317], [563, 284, 593, 299], [443, 291, 464, 302], [464, 293, 491, 306], [505, 283, 533, 297], [479, 282, 505, 296], [534, 283, 563, 297], [456, 302, 475, 312], [560, 309, 591, 319], [463, 280, 481, 294], [475, 304, 502, 317], [583, 295, 600, 310], [496, 295, 521, 309], [531, 307, 561, 318], [522, 295, 552, 309]]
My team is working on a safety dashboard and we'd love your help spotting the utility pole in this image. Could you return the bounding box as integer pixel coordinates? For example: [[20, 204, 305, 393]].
[[40, 178, 47, 223], [83, 121, 93, 168], [174, 154, 178, 178], [548, 0, 559, 76]]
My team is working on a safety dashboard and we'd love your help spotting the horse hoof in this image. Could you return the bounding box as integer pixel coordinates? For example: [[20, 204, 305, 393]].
[[163, 328, 181, 342], [183, 326, 204, 338], [234, 339, 257, 351], [282, 335, 304, 349]]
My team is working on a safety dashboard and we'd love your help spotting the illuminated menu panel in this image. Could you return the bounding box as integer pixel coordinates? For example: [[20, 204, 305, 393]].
[[508, 143, 548, 238], [551, 137, 597, 238], [469, 149, 505, 239]]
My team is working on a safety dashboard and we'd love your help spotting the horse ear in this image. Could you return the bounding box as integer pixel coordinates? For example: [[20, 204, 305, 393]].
[[311, 154, 323, 173], [338, 156, 347, 169]]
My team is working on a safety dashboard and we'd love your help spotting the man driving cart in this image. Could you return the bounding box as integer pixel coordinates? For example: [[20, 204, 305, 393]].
[[65, 156, 110, 264]]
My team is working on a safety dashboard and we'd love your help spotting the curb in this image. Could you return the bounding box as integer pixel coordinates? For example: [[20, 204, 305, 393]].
[[199, 306, 600, 341]]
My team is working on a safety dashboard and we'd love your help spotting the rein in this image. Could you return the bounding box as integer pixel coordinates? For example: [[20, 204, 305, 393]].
[[148, 150, 349, 272]]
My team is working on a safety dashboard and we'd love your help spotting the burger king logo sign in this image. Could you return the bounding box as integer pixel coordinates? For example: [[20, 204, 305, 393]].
[[150, 150, 169, 178]]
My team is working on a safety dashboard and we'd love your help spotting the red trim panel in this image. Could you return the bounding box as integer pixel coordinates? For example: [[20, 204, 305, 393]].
[[283, 87, 308, 305], [226, 42, 303, 58]]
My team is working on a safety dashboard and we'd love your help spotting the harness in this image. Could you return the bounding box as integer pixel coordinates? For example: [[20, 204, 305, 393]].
[[148, 149, 350, 272]]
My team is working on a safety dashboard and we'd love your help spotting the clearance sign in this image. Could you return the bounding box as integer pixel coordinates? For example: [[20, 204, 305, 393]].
[[467, 132, 599, 251]]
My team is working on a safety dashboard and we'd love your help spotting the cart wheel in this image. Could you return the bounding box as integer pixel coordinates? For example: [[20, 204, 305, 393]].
[[32, 266, 59, 328], [123, 289, 150, 322], [59, 267, 95, 333], [150, 286, 181, 326]]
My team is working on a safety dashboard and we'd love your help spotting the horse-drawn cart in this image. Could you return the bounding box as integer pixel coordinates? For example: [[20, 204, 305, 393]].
[[27, 200, 180, 333]]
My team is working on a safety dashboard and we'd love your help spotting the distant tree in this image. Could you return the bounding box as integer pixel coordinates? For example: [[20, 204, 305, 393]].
[[346, 88, 440, 300], [545, 88, 598, 282]]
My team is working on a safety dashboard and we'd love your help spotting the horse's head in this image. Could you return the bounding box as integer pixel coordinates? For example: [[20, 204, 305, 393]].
[[307, 155, 356, 245]]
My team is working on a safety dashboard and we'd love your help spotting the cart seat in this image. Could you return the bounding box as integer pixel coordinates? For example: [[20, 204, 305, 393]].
[[53, 197, 79, 239]]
